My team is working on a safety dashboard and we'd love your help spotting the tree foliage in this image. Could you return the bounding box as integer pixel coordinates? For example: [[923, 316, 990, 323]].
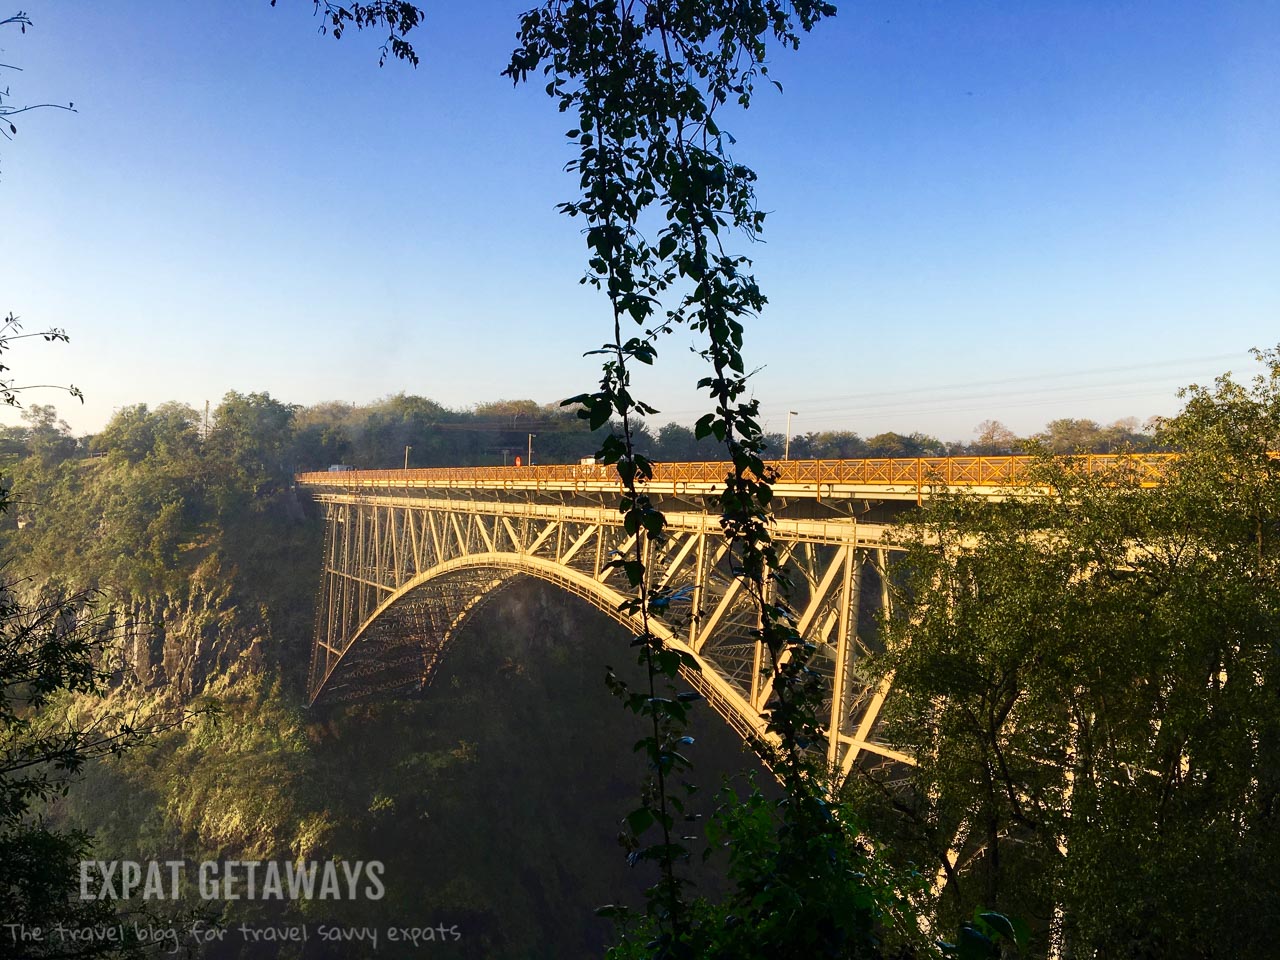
[[0, 469, 190, 960], [269, 0, 424, 66], [850, 349, 1280, 957]]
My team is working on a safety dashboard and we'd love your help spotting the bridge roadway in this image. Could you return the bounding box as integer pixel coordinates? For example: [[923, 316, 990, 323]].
[[296, 454, 1171, 783]]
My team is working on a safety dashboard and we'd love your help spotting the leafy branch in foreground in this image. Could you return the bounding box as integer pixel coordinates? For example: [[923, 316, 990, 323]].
[[270, 0, 425, 67], [0, 12, 77, 179], [0, 314, 83, 407], [1, 10, 82, 408], [508, 3, 924, 956]]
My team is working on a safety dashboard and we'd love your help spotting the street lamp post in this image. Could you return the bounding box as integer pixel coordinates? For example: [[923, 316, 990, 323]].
[[404, 445, 412, 470], [784, 410, 799, 461], [528, 433, 536, 467]]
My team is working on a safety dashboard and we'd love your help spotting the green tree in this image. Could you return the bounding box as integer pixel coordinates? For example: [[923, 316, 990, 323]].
[[1035, 417, 1101, 454], [290, 400, 358, 468], [651, 422, 715, 462], [849, 350, 1280, 957], [866, 431, 947, 459], [92, 402, 201, 465], [1094, 415, 1157, 453], [0, 350, 176, 960], [206, 390, 297, 505], [805, 430, 870, 460], [971, 420, 1019, 455], [17, 404, 78, 465]]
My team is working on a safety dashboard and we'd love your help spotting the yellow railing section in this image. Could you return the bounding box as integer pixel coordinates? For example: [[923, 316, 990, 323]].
[[297, 453, 1177, 490]]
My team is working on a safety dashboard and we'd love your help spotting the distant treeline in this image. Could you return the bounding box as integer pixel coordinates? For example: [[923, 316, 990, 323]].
[[0, 393, 1164, 477]]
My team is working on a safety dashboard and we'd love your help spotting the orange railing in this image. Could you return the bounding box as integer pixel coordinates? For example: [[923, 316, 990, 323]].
[[297, 454, 1178, 491]]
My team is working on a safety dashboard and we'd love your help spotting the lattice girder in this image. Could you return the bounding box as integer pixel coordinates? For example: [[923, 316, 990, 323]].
[[304, 485, 914, 780]]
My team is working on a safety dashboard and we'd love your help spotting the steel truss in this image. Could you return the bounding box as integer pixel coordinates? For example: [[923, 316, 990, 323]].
[[304, 485, 914, 783]]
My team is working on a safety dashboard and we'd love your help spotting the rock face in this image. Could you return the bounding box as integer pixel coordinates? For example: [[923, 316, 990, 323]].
[[103, 557, 267, 699], [88, 491, 322, 700]]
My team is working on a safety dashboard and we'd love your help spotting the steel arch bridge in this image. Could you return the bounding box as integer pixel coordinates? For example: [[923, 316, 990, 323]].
[[297, 454, 1172, 783]]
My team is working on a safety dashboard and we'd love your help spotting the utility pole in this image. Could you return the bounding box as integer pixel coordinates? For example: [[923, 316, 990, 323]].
[[785, 410, 799, 461], [203, 400, 210, 441], [527, 433, 536, 467], [404, 445, 412, 470]]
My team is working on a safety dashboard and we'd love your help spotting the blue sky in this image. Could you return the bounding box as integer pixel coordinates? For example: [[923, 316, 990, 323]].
[[1, 1, 1276, 442]]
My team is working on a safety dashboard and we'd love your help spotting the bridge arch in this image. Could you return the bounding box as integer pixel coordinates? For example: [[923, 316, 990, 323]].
[[312, 552, 770, 748]]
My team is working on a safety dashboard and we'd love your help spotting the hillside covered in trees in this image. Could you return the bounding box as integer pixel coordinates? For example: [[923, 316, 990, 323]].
[[0, 392, 779, 959], [0, 374, 1274, 958]]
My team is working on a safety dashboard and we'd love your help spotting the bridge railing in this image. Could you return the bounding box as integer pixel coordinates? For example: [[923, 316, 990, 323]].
[[296, 453, 1178, 491]]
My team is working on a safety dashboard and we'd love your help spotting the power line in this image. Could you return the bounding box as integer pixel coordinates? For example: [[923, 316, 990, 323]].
[[646, 351, 1257, 425], [779, 351, 1247, 407]]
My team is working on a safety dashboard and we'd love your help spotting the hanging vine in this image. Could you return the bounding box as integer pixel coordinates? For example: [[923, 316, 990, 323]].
[[504, 4, 914, 956]]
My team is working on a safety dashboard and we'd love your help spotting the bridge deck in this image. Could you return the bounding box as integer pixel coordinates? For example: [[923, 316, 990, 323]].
[[297, 453, 1173, 502]]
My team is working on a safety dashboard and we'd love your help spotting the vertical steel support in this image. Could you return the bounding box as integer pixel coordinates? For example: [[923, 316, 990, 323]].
[[750, 606, 765, 710], [408, 509, 421, 577], [690, 530, 707, 649], [839, 547, 897, 781], [827, 547, 859, 767], [339, 502, 354, 657], [427, 511, 444, 566]]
